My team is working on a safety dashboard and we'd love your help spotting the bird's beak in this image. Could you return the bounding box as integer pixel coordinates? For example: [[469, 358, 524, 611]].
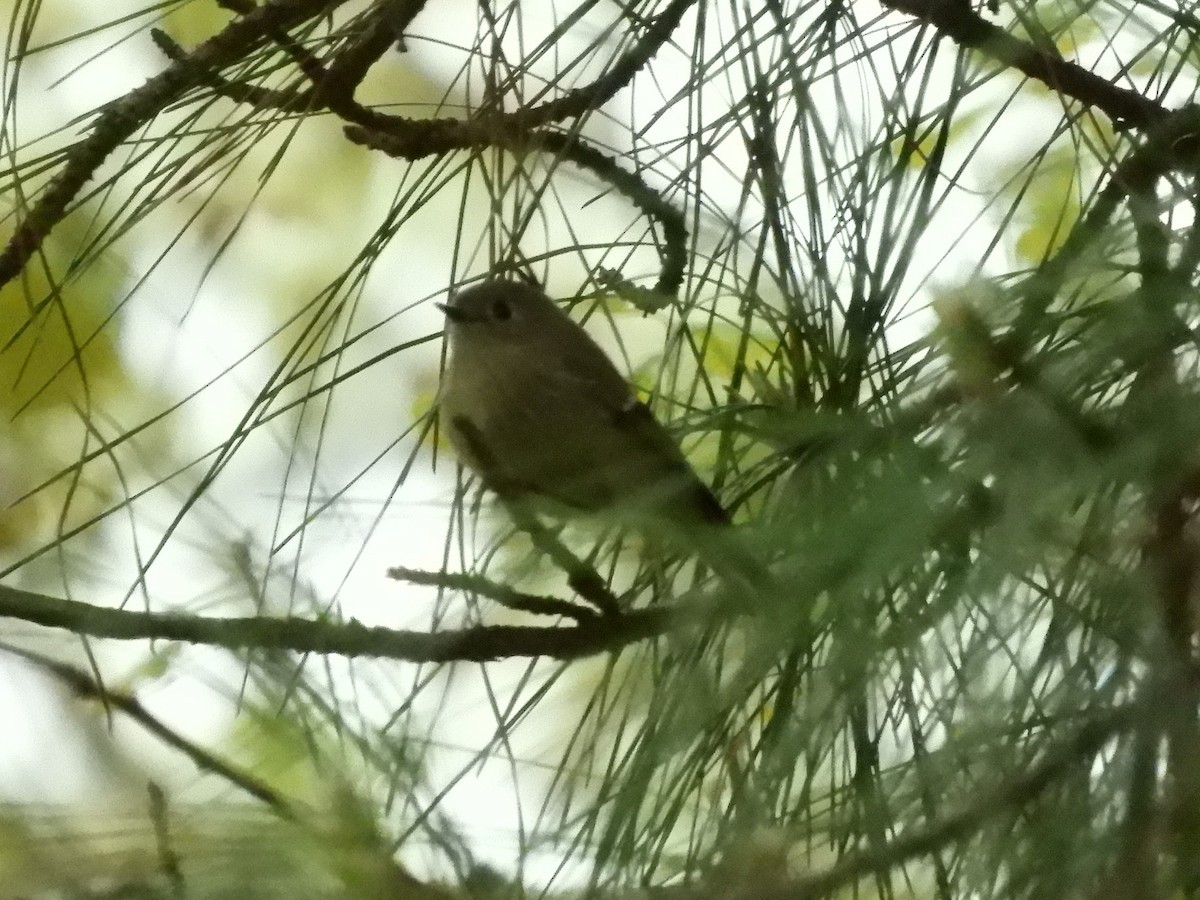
[[437, 302, 479, 324]]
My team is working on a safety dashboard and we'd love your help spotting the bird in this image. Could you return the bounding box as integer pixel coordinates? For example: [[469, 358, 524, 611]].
[[437, 278, 732, 534]]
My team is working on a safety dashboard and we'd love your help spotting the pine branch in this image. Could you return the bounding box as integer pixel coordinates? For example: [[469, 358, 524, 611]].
[[0, 0, 413, 289], [0, 583, 729, 662], [879, 0, 1166, 130]]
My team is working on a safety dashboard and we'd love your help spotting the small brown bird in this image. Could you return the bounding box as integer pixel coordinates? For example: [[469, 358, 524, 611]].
[[437, 279, 731, 531]]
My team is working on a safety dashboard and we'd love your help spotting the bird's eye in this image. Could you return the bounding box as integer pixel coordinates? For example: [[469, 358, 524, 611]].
[[491, 299, 512, 321]]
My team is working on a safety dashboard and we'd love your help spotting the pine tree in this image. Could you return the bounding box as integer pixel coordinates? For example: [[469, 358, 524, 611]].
[[0, 0, 1197, 897]]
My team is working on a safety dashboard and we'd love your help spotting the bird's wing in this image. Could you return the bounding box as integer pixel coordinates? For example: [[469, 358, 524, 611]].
[[609, 398, 731, 526], [541, 332, 730, 526]]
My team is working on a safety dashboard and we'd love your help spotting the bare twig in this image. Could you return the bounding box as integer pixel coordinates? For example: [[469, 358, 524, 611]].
[[387, 567, 601, 623], [0, 583, 723, 662]]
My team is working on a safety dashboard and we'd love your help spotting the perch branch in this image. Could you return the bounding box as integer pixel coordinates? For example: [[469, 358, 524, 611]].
[[0, 583, 722, 662]]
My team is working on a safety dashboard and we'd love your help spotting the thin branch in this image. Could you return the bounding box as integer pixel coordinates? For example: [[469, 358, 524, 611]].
[[345, 122, 689, 296], [0, 641, 300, 817], [1009, 104, 1200, 353], [148, 26, 312, 112], [0, 583, 723, 662], [0, 0, 402, 288], [388, 566, 601, 623], [878, 0, 1166, 130], [505, 0, 700, 131]]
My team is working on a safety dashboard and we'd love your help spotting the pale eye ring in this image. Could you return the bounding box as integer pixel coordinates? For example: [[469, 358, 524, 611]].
[[491, 299, 512, 321]]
